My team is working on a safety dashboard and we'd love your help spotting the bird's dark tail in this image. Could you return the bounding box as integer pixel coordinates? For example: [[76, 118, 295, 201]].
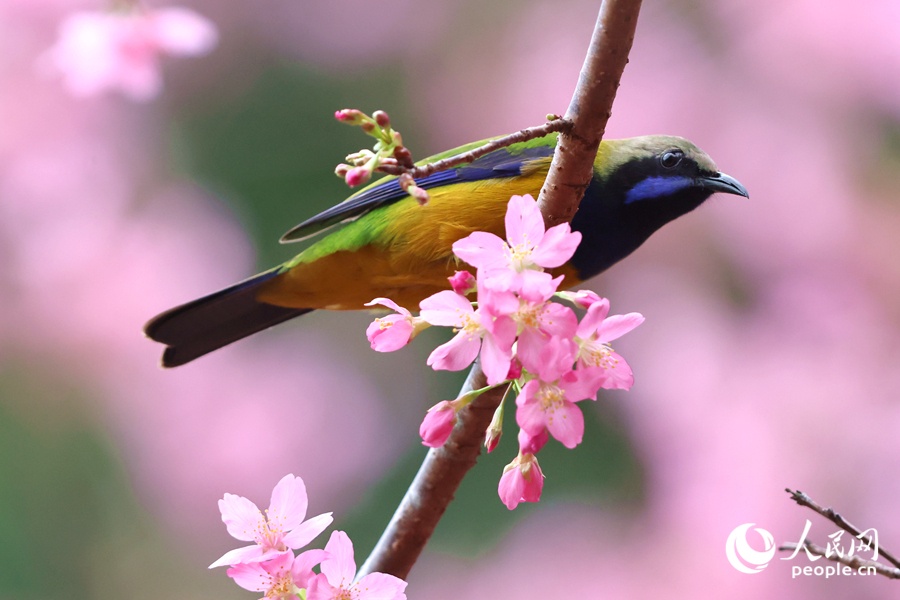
[[144, 269, 311, 368]]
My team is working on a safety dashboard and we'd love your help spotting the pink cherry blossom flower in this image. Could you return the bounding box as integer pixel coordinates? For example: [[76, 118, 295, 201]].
[[419, 289, 516, 385], [47, 7, 217, 101], [515, 364, 606, 449], [452, 194, 581, 296], [364, 298, 426, 352], [498, 452, 544, 510], [307, 531, 408, 600], [512, 299, 579, 380], [574, 298, 644, 390], [227, 549, 326, 600], [419, 400, 458, 447], [210, 474, 333, 568]]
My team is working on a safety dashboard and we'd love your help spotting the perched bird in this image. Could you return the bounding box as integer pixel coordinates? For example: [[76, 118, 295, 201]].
[[145, 133, 748, 367]]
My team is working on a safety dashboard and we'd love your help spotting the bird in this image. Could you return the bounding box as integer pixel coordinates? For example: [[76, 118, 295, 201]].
[[145, 132, 748, 367]]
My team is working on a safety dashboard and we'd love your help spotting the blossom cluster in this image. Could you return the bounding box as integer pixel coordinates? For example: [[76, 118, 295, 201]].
[[211, 474, 407, 600], [366, 194, 644, 509], [334, 109, 428, 202]]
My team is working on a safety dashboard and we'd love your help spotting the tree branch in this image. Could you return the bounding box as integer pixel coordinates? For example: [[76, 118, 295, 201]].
[[780, 488, 900, 580], [357, 0, 644, 581], [538, 0, 642, 226]]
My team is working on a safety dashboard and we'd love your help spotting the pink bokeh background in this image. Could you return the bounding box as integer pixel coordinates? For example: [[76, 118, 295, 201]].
[[2, 0, 900, 597]]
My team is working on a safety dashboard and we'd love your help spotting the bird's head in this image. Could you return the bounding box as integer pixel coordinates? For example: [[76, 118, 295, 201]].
[[570, 135, 748, 278]]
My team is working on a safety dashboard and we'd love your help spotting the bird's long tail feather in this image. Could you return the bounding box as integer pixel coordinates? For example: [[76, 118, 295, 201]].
[[144, 269, 311, 368]]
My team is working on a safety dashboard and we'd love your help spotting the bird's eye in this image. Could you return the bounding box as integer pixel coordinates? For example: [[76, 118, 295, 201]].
[[660, 149, 684, 169]]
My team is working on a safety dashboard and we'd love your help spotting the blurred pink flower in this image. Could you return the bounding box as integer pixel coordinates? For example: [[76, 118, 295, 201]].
[[47, 6, 217, 100], [211, 474, 333, 568], [307, 531, 407, 600]]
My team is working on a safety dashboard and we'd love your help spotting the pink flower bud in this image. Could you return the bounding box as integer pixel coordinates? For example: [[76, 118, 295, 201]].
[[334, 109, 365, 124], [334, 163, 350, 177], [448, 271, 477, 295], [360, 121, 375, 134], [373, 110, 391, 128], [484, 425, 502, 453], [419, 401, 457, 447], [344, 166, 371, 188], [505, 357, 523, 381]]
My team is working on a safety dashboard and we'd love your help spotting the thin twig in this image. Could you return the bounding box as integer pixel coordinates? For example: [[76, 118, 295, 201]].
[[376, 119, 572, 178], [785, 488, 900, 569], [357, 0, 644, 581], [779, 541, 900, 579]]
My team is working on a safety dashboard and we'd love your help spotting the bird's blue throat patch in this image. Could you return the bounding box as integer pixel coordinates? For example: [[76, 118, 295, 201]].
[[625, 176, 693, 204]]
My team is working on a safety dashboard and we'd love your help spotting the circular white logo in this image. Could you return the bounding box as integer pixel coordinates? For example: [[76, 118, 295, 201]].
[[725, 523, 776, 574]]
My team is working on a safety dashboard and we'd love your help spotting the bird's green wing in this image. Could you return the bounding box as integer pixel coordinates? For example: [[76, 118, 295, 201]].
[[280, 133, 559, 242]]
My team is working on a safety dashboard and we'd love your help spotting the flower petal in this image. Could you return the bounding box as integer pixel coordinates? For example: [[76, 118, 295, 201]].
[[452, 231, 508, 270], [426, 331, 481, 372], [282, 512, 334, 550], [226, 560, 270, 592], [504, 194, 544, 248], [498, 465, 526, 510], [218, 493, 263, 542], [268, 474, 309, 533], [575, 298, 611, 339], [530, 223, 581, 268], [365, 297, 411, 316], [321, 531, 356, 587], [292, 549, 329, 590], [209, 544, 265, 569], [545, 400, 585, 449], [597, 312, 645, 343], [356, 571, 409, 600], [419, 290, 472, 327]]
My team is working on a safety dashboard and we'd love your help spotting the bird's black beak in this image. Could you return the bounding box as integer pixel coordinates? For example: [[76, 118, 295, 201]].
[[698, 172, 749, 198]]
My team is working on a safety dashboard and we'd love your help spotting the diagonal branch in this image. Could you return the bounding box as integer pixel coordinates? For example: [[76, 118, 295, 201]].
[[785, 488, 900, 569], [357, 0, 644, 581], [781, 488, 900, 580]]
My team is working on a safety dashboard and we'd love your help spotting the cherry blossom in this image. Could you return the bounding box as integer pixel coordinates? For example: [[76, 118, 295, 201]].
[[210, 474, 333, 568], [498, 452, 544, 510], [307, 531, 408, 600], [452, 194, 581, 297]]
